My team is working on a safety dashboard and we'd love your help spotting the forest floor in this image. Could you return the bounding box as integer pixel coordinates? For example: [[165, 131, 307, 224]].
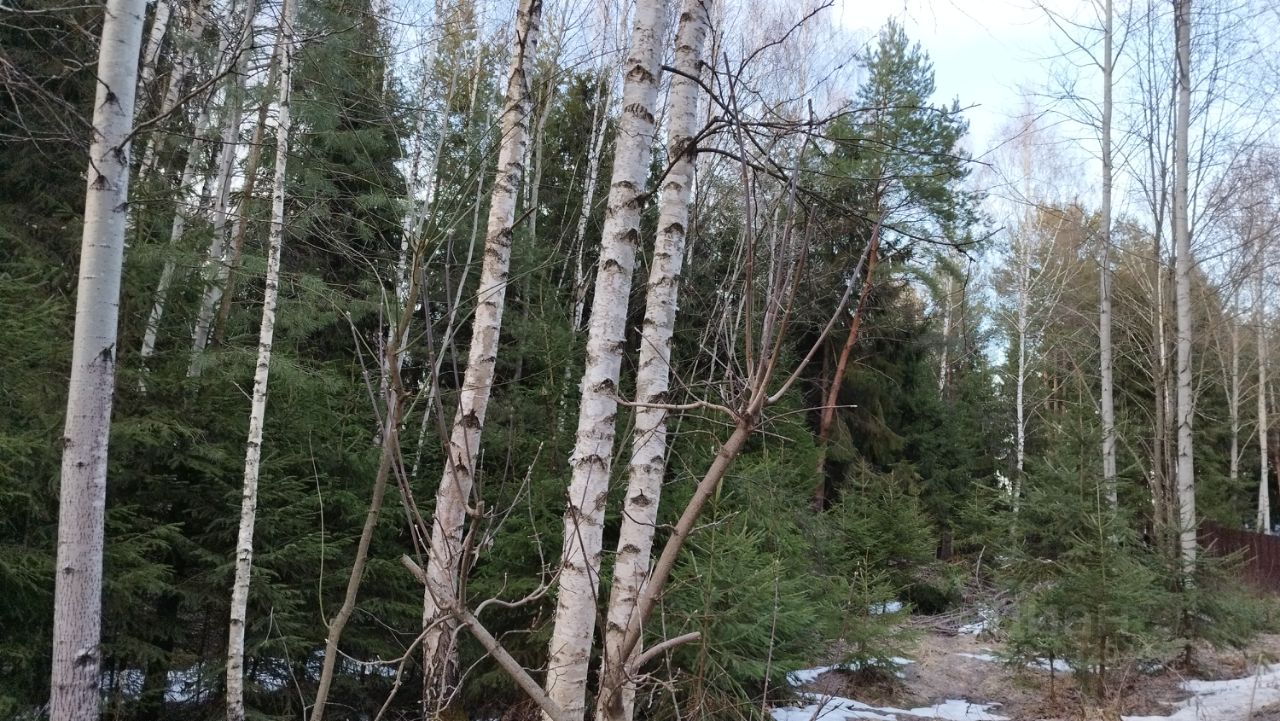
[[774, 622, 1280, 721]]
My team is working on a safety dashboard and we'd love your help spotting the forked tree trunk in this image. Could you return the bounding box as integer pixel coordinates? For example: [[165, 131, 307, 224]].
[[224, 0, 295, 718], [544, 0, 667, 717], [597, 3, 710, 719], [1172, 0, 1196, 577], [418, 0, 542, 712], [1099, 0, 1117, 505], [49, 2, 146, 720]]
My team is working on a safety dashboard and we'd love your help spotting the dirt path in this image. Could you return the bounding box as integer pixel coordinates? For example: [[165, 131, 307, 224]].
[[785, 631, 1280, 721]]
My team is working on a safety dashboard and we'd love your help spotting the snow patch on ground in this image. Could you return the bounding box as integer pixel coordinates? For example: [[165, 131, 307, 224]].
[[871, 601, 905, 615], [771, 693, 1008, 721], [787, 658, 914, 686], [778, 656, 1006, 721], [1028, 657, 1072, 673], [1122, 663, 1280, 721], [954, 650, 1070, 674], [958, 607, 997, 636]]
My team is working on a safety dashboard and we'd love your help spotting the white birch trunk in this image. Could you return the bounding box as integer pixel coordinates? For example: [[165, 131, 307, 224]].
[[210, 36, 285, 349], [141, 1, 253, 373], [571, 74, 611, 332], [1014, 239, 1029, 508], [1155, 231, 1173, 532], [1172, 0, 1196, 577], [187, 97, 246, 365], [225, 0, 295, 717], [136, 0, 210, 182], [1229, 313, 1240, 486], [138, 99, 215, 369], [597, 3, 709, 719], [1099, 0, 1117, 505], [418, 0, 542, 710], [1258, 233, 1270, 532], [544, 0, 667, 717], [138, 0, 172, 99], [938, 273, 953, 393], [188, 1, 259, 369], [49, 3, 146, 720]]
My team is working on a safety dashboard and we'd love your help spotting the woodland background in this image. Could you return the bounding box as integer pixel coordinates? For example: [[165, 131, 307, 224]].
[[3, 0, 1280, 719]]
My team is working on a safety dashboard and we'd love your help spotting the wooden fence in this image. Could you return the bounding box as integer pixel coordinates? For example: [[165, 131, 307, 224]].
[[1200, 522, 1280, 592]]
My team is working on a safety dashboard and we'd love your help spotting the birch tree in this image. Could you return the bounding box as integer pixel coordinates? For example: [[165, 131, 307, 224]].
[[188, 72, 252, 366], [1099, 0, 1118, 504], [1172, 0, 1196, 575], [135, 0, 210, 182], [597, 3, 710, 719], [1257, 230, 1269, 532], [417, 0, 542, 711], [544, 0, 668, 716], [224, 0, 295, 718], [49, 2, 147, 719], [137, 0, 172, 99]]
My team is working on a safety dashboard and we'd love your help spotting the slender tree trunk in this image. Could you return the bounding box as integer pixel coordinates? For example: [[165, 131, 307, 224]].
[[1099, 0, 1117, 505], [597, 4, 709, 719], [225, 1, 294, 718], [187, 0, 261, 367], [49, 3, 146, 720], [812, 219, 880, 509], [137, 99, 216, 370], [309, 414, 400, 721], [1014, 235, 1030, 509], [1258, 232, 1270, 532], [418, 0, 543, 711], [1172, 0, 1196, 577], [187, 97, 247, 368], [1229, 309, 1240, 486], [1151, 228, 1175, 539], [308, 254, 424, 721], [136, 0, 210, 183], [544, 1, 667, 717], [938, 272, 952, 393], [571, 72, 611, 332], [138, 0, 173, 100], [209, 71, 278, 349]]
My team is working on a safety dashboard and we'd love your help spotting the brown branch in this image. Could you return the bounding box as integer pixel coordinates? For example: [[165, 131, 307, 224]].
[[400, 556, 572, 721]]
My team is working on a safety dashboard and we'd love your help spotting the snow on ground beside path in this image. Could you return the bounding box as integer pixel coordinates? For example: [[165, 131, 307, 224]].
[[777, 657, 1007, 721], [788, 658, 915, 686], [1122, 664, 1280, 721], [1028, 657, 1072, 673], [952, 649, 1071, 673], [770, 693, 1008, 721], [958, 607, 996, 636]]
